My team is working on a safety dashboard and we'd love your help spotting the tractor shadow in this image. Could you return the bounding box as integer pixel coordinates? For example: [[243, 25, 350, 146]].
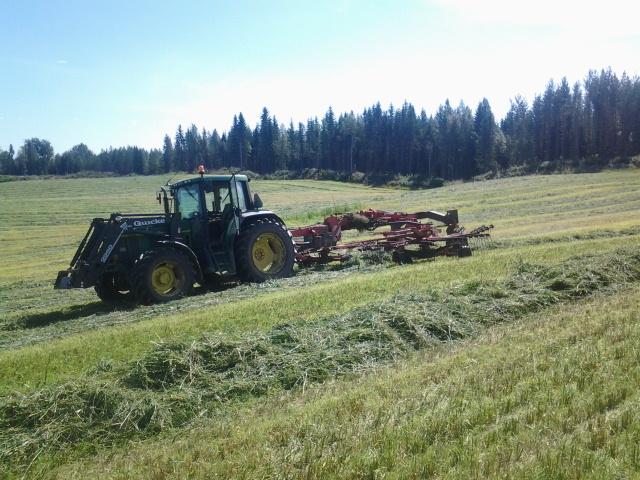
[[17, 302, 135, 329], [195, 280, 240, 294], [15, 282, 239, 330]]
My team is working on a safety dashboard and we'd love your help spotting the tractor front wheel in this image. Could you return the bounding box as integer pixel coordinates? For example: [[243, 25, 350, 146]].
[[132, 249, 195, 304], [94, 272, 132, 303], [235, 218, 295, 283]]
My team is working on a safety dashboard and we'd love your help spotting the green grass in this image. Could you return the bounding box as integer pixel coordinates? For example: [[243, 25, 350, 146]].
[[1, 169, 640, 477], [51, 283, 640, 480], [3, 236, 640, 395], [3, 249, 639, 472]]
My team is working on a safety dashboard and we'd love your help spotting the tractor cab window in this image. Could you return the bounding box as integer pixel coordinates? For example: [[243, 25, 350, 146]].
[[204, 181, 232, 215], [176, 185, 202, 219], [235, 180, 251, 211]]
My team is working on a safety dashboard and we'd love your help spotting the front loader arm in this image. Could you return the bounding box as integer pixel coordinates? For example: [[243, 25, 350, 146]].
[[55, 213, 173, 289], [54, 215, 129, 289]]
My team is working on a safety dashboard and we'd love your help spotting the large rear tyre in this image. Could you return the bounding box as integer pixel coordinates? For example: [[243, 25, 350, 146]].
[[132, 249, 195, 304], [235, 218, 295, 283], [94, 272, 132, 303]]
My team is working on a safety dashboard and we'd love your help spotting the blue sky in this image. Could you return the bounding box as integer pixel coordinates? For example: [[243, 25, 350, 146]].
[[1, 0, 638, 152]]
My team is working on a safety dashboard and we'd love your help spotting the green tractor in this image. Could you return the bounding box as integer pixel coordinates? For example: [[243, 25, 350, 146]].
[[54, 172, 295, 304]]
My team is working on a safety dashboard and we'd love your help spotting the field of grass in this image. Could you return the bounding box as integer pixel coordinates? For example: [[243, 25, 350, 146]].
[[1, 169, 640, 478]]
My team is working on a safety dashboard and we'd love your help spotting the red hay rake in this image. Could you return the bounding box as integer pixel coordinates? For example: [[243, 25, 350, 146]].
[[290, 209, 493, 265]]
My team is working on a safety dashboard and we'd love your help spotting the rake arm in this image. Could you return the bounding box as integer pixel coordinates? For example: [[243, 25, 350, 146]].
[[290, 208, 493, 265]]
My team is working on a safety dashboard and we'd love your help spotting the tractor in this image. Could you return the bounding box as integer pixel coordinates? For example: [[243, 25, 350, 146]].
[[54, 170, 295, 304]]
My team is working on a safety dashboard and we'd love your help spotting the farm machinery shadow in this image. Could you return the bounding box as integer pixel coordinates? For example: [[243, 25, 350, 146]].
[[17, 301, 132, 329], [18, 281, 243, 329]]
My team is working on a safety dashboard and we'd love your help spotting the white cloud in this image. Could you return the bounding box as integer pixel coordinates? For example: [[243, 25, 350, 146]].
[[124, 0, 640, 148], [134, 37, 633, 146], [431, 0, 640, 37], [56, 59, 68, 65], [128, 38, 637, 149]]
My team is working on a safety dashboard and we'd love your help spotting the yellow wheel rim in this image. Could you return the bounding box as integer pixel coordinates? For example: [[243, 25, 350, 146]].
[[251, 232, 286, 273], [151, 262, 179, 295]]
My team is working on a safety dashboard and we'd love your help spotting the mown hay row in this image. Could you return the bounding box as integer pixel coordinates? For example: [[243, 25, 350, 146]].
[[2, 250, 640, 469]]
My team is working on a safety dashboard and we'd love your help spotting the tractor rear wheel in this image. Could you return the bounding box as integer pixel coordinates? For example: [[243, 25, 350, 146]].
[[235, 218, 295, 283], [132, 249, 195, 304], [94, 272, 132, 303]]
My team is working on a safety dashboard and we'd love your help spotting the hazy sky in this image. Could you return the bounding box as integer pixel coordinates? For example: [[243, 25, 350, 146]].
[[1, 0, 638, 152]]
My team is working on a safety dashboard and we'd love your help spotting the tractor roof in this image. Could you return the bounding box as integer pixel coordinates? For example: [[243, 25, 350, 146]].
[[169, 174, 249, 189]]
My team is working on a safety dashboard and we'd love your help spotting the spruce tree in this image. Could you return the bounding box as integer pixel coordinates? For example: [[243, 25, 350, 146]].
[[474, 98, 497, 174], [185, 125, 200, 172], [162, 135, 174, 173], [174, 125, 186, 172]]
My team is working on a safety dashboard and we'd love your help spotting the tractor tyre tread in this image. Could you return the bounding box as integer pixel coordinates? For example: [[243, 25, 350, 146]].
[[131, 248, 196, 305], [235, 218, 295, 283], [94, 273, 132, 304]]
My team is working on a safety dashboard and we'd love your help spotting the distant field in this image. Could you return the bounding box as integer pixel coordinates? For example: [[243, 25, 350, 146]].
[[1, 170, 640, 478]]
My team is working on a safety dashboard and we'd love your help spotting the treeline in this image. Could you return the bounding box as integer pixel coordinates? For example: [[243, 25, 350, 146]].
[[1, 69, 639, 179], [0, 142, 163, 177]]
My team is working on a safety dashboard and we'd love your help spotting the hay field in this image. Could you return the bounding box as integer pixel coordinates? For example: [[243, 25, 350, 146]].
[[1, 170, 640, 478]]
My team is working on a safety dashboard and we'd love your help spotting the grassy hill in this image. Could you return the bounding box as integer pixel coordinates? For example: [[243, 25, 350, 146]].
[[1, 170, 640, 478]]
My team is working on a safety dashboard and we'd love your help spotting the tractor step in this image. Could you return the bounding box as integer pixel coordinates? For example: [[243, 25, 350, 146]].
[[211, 251, 234, 273]]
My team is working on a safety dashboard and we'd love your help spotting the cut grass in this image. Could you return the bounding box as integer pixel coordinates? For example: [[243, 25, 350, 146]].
[[19, 267, 640, 479], [2, 248, 639, 474], [2, 170, 640, 477], [2, 234, 640, 395]]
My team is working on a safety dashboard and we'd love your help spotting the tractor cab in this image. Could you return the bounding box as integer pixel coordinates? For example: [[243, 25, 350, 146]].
[[165, 173, 267, 275]]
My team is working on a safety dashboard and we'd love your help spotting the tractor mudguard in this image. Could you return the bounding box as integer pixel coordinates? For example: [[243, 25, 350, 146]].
[[239, 210, 287, 229], [155, 240, 204, 282]]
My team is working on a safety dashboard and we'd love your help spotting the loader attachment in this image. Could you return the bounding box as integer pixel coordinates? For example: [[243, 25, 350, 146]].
[[54, 216, 129, 289]]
